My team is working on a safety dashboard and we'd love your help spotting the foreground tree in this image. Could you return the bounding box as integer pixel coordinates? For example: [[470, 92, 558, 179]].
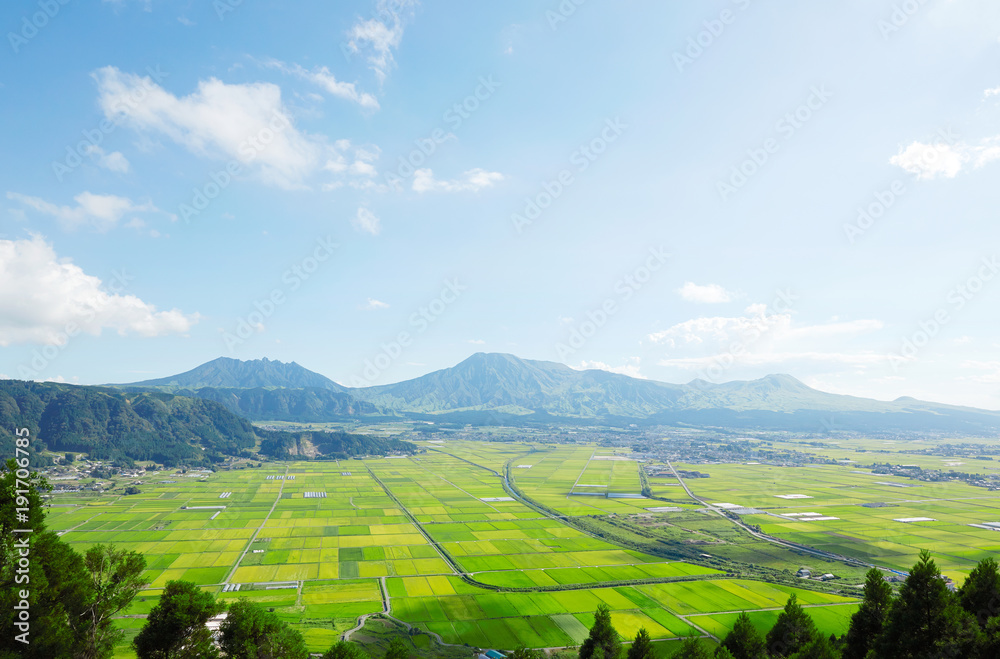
[[713, 648, 735, 659], [720, 612, 766, 659], [80, 544, 148, 659], [134, 580, 224, 659], [626, 628, 656, 659], [959, 556, 1000, 627], [672, 635, 712, 659], [788, 635, 838, 659], [323, 640, 370, 659], [580, 604, 622, 659], [219, 598, 308, 659], [0, 458, 93, 659], [876, 549, 983, 658], [843, 568, 893, 659], [766, 594, 817, 658]]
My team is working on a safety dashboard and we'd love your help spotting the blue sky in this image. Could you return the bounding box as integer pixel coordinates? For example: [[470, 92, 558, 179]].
[[2, 0, 1000, 408]]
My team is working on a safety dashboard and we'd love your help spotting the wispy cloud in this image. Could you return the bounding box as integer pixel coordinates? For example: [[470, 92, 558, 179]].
[[361, 298, 389, 310], [347, 0, 418, 84], [261, 59, 379, 110], [352, 206, 381, 235], [7, 191, 169, 232], [677, 282, 734, 304], [412, 168, 503, 193]]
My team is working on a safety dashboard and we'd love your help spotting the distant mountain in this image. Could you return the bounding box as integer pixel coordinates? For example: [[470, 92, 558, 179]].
[[122, 357, 345, 392], [110, 353, 1000, 433], [186, 387, 381, 421], [349, 353, 1000, 433], [0, 380, 411, 466]]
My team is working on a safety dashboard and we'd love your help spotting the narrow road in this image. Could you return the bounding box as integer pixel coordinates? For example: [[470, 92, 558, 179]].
[[222, 465, 289, 586], [666, 461, 876, 570]]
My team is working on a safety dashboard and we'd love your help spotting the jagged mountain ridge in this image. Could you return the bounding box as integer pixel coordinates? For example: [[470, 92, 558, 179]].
[[112, 353, 1000, 432]]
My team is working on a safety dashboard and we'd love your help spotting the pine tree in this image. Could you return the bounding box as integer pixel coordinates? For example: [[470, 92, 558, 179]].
[[843, 568, 893, 659], [765, 595, 817, 658], [788, 634, 838, 659], [627, 628, 657, 659], [713, 646, 736, 659], [673, 635, 711, 659], [876, 549, 983, 658], [580, 604, 622, 659], [323, 641, 370, 659], [720, 612, 766, 659], [958, 556, 1000, 627]]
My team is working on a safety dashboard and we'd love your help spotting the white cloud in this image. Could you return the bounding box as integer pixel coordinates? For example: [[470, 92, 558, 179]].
[[84, 145, 130, 174], [93, 66, 323, 189], [352, 207, 381, 235], [324, 142, 382, 190], [261, 59, 378, 110], [890, 138, 1000, 179], [649, 305, 884, 373], [890, 141, 968, 179], [412, 168, 503, 193], [347, 0, 418, 84], [7, 191, 168, 232], [361, 298, 389, 310], [0, 235, 198, 346], [961, 360, 1000, 383], [985, 86, 1000, 98], [677, 282, 734, 304], [575, 357, 645, 379]]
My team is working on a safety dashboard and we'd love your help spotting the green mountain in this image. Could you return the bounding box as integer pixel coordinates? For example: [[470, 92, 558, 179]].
[[113, 353, 1000, 433], [0, 380, 411, 465], [123, 356, 345, 392]]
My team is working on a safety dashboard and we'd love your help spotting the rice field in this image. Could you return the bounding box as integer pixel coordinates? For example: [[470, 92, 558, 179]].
[[47, 443, 873, 654]]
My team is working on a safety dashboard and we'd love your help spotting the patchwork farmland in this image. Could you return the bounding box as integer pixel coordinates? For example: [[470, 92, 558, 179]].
[[47, 442, 876, 655]]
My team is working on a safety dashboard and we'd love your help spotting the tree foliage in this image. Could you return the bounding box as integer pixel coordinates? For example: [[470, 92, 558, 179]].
[[843, 568, 893, 659], [766, 594, 817, 658], [721, 612, 766, 659], [876, 549, 983, 659], [78, 544, 148, 659], [580, 604, 622, 659], [626, 628, 657, 659], [134, 580, 224, 659], [323, 640, 370, 659], [384, 637, 409, 659], [219, 598, 308, 659]]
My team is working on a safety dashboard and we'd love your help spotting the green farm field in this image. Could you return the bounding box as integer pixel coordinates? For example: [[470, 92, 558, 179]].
[[46, 441, 880, 655]]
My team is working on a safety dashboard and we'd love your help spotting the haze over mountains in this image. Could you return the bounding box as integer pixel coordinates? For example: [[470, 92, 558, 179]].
[[113, 353, 1000, 433]]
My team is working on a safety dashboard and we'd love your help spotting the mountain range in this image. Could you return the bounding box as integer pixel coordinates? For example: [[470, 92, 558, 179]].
[[110, 353, 1000, 433]]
